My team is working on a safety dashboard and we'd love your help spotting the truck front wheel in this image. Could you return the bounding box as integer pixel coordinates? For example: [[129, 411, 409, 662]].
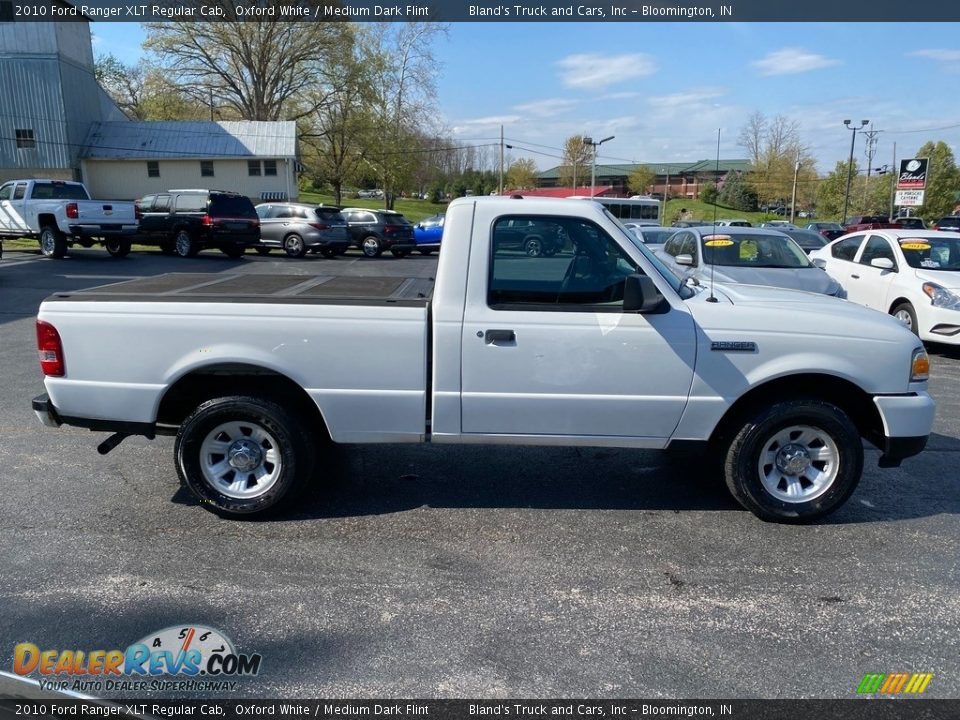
[[39, 226, 68, 259], [722, 399, 863, 524], [175, 395, 316, 518]]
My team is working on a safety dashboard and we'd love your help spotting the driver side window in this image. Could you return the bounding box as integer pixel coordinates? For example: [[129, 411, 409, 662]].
[[488, 215, 639, 310]]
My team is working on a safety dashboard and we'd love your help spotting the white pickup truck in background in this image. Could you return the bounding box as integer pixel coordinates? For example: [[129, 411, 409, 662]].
[[32, 197, 935, 523], [0, 179, 137, 258]]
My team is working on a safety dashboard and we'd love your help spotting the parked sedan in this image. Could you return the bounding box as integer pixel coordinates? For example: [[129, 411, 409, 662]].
[[255, 203, 349, 258], [806, 222, 845, 242], [341, 207, 416, 257], [413, 213, 443, 255], [624, 225, 676, 245], [778, 228, 829, 254], [656, 227, 843, 296], [809, 230, 960, 342]]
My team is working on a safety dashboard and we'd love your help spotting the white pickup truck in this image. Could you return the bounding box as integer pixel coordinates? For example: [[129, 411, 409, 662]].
[[0, 179, 137, 258], [31, 197, 935, 523]]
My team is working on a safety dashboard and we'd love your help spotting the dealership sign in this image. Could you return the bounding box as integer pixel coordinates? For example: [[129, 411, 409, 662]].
[[895, 189, 926, 206], [897, 158, 929, 189]]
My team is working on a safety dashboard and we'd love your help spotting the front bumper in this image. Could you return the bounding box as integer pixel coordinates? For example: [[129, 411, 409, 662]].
[[871, 392, 935, 463]]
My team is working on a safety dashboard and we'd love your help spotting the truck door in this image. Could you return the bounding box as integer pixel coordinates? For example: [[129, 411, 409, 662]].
[[460, 214, 697, 440], [0, 182, 28, 233]]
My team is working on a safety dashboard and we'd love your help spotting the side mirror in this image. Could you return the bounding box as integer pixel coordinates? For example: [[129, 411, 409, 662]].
[[623, 274, 664, 313], [811, 258, 827, 270], [675, 253, 695, 266], [871, 257, 895, 271]]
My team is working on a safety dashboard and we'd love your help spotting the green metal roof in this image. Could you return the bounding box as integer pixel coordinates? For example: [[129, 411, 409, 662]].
[[538, 159, 752, 180]]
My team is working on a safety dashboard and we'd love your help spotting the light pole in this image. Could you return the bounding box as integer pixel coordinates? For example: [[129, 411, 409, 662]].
[[842, 119, 868, 223], [586, 135, 615, 197]]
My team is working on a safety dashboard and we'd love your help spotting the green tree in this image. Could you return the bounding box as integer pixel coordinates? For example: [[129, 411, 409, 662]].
[[816, 159, 861, 221], [738, 111, 816, 208], [717, 171, 756, 211], [914, 141, 960, 220], [627, 166, 655, 196], [699, 182, 719, 205], [506, 158, 538, 190], [558, 135, 593, 189]]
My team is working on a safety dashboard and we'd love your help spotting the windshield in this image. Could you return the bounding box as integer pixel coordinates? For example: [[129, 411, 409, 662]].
[[783, 230, 828, 250], [702, 233, 812, 268], [209, 195, 257, 218], [898, 237, 960, 271], [635, 228, 675, 244], [606, 210, 691, 298]]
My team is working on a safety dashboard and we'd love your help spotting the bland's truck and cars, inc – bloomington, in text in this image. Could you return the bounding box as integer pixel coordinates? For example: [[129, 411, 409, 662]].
[[32, 197, 935, 523]]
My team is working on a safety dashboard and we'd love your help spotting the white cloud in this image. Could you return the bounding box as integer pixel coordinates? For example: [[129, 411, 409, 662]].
[[556, 53, 657, 90], [648, 89, 727, 108], [512, 98, 579, 117], [450, 115, 521, 135], [751, 48, 840, 76], [910, 49, 960, 72]]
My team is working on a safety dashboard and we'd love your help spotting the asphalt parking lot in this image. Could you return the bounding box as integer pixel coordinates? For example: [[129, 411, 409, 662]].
[[0, 245, 958, 699]]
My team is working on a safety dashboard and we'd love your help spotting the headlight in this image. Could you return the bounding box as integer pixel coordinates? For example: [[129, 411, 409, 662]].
[[922, 282, 960, 310], [910, 347, 930, 382]]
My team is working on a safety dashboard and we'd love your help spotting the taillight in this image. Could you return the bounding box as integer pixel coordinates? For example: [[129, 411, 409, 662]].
[[932, 224, 939, 231], [134, 203, 141, 220], [309, 223, 329, 230], [36, 320, 65, 377], [384, 225, 399, 234], [65, 203, 78, 219], [201, 214, 214, 227]]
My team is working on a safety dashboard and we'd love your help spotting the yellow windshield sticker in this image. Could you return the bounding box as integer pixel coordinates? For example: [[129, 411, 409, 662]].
[[704, 237, 734, 247], [899, 241, 931, 250]]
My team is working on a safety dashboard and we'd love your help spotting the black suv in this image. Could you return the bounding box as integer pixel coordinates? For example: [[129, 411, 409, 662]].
[[933, 216, 960, 232], [136, 190, 261, 258], [341, 208, 416, 257]]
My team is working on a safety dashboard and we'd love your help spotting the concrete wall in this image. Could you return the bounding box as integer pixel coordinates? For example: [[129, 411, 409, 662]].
[[82, 158, 298, 201]]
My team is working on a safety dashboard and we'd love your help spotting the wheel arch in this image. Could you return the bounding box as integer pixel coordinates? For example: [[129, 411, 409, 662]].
[[709, 373, 883, 448], [37, 213, 59, 231], [888, 296, 913, 314], [156, 362, 330, 440]]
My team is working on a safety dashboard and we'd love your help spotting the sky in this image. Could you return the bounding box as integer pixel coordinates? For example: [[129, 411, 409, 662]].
[[91, 22, 960, 174]]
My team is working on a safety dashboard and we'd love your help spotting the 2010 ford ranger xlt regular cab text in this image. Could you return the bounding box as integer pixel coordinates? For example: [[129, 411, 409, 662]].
[[31, 197, 935, 523]]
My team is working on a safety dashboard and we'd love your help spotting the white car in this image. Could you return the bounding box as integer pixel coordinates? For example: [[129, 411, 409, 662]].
[[809, 229, 960, 343]]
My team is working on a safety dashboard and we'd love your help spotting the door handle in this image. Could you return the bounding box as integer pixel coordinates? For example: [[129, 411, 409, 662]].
[[851, 274, 860, 279], [484, 329, 516, 345]]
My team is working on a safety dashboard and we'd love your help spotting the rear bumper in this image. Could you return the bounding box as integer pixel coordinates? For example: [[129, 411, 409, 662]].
[[32, 393, 155, 437], [68, 224, 138, 238]]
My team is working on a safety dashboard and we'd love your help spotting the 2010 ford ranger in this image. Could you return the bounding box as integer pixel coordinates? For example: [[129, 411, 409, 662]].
[[31, 197, 935, 523]]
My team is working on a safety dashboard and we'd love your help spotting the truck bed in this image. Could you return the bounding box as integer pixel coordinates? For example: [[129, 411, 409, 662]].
[[44, 272, 435, 307]]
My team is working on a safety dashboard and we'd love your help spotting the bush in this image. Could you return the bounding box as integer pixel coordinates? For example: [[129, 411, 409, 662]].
[[700, 182, 718, 205]]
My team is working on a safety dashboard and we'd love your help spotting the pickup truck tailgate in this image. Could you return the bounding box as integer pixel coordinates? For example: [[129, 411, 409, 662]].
[[39, 273, 434, 443]]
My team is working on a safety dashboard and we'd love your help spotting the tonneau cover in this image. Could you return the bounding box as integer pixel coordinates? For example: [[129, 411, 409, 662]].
[[45, 273, 435, 307]]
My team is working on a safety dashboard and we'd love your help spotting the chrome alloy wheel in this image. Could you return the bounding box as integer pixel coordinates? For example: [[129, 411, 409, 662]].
[[758, 424, 839, 503], [40, 229, 56, 255], [199, 421, 282, 499]]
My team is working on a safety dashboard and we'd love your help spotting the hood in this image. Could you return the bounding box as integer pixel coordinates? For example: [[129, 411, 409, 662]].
[[688, 282, 916, 343], [913, 268, 960, 289], [697, 265, 840, 296]]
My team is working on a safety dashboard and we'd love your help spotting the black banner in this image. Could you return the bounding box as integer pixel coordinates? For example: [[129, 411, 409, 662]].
[[897, 158, 930, 190], [10, 0, 960, 22], [2, 700, 960, 720]]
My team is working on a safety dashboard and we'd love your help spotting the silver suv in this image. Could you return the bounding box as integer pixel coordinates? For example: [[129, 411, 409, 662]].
[[254, 203, 350, 258]]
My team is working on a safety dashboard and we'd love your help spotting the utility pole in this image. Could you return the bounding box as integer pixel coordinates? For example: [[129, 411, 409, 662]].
[[586, 135, 615, 197], [862, 123, 880, 209], [498, 125, 504, 195], [842, 120, 868, 223], [890, 142, 897, 219]]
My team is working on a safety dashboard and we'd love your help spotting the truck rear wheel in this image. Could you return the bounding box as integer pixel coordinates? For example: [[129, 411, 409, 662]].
[[722, 399, 863, 523], [104, 238, 131, 257], [39, 226, 68, 259], [175, 395, 315, 518]]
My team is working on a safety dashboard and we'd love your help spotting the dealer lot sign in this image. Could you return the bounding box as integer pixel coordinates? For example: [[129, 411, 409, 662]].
[[895, 157, 929, 206]]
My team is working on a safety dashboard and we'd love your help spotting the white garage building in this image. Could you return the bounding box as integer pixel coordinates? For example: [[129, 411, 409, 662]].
[[80, 120, 299, 202]]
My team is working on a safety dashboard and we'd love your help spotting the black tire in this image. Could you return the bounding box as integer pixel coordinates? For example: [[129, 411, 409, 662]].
[[283, 233, 307, 258], [39, 226, 68, 259], [418, 248, 434, 256], [361, 235, 383, 257], [319, 247, 337, 258], [391, 248, 410, 258], [104, 238, 131, 258], [891, 302, 919, 335], [255, 246, 272, 256], [174, 395, 316, 518], [174, 229, 198, 258], [221, 245, 245, 259], [159, 239, 176, 255], [722, 398, 863, 523], [523, 235, 543, 257]]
